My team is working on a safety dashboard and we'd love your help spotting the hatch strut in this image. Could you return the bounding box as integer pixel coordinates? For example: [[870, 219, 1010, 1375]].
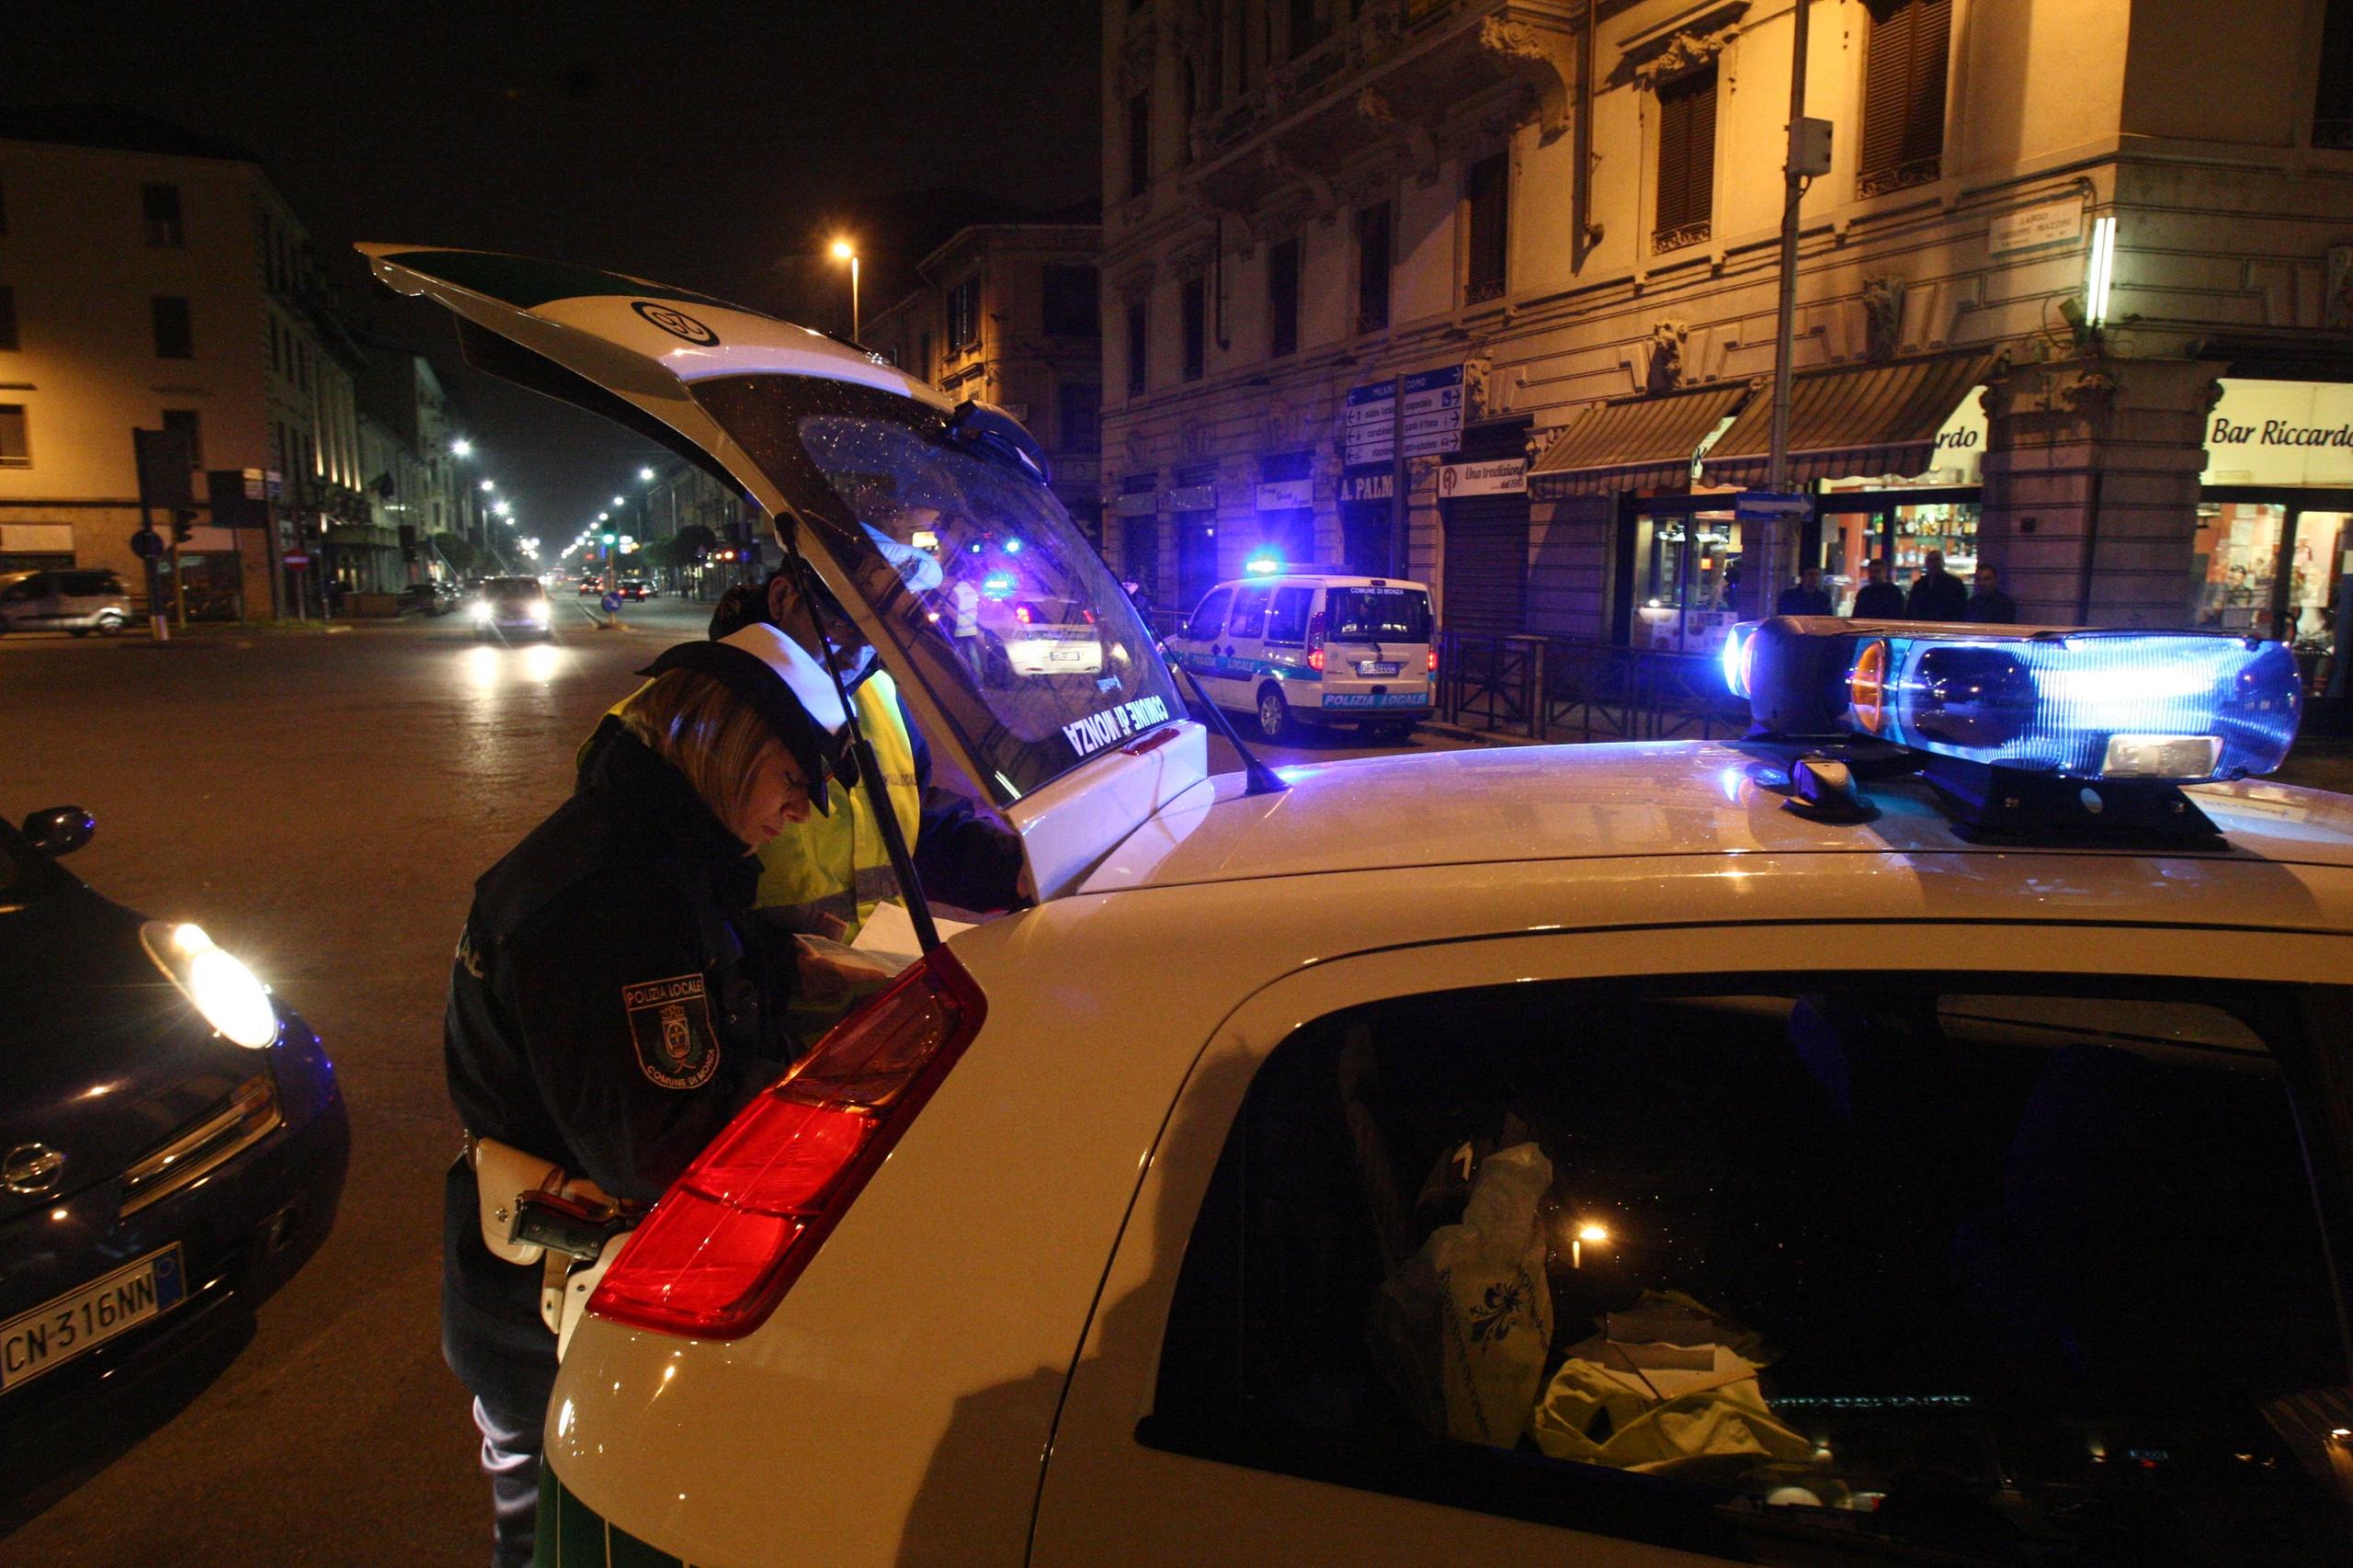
[[1175, 661, 1289, 797], [780, 540, 941, 954]]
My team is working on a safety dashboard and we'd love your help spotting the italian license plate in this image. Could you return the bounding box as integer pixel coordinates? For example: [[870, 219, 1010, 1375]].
[[0, 1245, 186, 1392], [1050, 649, 1085, 662], [1356, 661, 1401, 676]]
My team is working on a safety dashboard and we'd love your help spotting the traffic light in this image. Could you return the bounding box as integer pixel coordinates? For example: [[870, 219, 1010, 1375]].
[[170, 509, 196, 544]]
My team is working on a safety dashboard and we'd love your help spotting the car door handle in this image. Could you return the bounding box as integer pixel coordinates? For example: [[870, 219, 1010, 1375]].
[[1221, 644, 1234, 656]]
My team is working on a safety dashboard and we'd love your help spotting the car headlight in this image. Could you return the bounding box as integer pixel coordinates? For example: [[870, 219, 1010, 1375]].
[[140, 922, 278, 1048], [529, 600, 551, 622], [471, 600, 493, 622]]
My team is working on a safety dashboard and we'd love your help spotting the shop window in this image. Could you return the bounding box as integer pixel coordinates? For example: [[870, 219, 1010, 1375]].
[[1267, 237, 1301, 358], [142, 182, 183, 247], [947, 276, 982, 354], [1355, 202, 1392, 334], [1042, 265, 1098, 337], [0, 285, 16, 352], [1859, 0, 1951, 196], [1150, 972, 2351, 1564], [152, 295, 193, 359], [2316, 0, 2353, 149], [1129, 91, 1153, 198], [1181, 277, 1207, 382], [1127, 299, 1149, 395], [162, 409, 203, 468], [1184, 586, 1233, 641], [1059, 381, 1100, 451], [1652, 65, 1717, 253], [1463, 153, 1509, 305], [0, 403, 28, 468]]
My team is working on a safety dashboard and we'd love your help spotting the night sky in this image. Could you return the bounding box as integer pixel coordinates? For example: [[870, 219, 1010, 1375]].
[[1, 1, 1101, 551]]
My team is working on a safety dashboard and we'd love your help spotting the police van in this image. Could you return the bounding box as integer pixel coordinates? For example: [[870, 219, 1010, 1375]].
[[1163, 564, 1434, 741], [368, 244, 2353, 1568]]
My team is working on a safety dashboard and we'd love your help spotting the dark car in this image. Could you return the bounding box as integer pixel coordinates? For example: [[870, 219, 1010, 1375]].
[[616, 578, 651, 600], [397, 582, 456, 616], [469, 575, 553, 639], [0, 806, 347, 1443]]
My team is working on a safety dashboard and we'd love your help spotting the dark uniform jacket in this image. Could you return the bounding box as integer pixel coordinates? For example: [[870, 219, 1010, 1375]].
[[1850, 581, 1907, 619], [1776, 585, 1834, 617], [1964, 588, 2019, 624], [441, 729, 797, 1399], [1906, 568, 1970, 621]]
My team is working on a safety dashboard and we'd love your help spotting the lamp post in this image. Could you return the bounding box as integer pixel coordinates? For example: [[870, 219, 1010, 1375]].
[[830, 237, 860, 340]]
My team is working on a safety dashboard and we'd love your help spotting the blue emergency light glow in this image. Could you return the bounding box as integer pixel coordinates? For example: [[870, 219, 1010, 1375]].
[[1244, 551, 1282, 575], [1733, 619, 2302, 782], [1003, 537, 1025, 554], [980, 570, 1018, 599]]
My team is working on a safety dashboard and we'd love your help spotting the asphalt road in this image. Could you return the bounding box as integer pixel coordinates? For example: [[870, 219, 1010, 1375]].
[[0, 595, 1469, 1566]]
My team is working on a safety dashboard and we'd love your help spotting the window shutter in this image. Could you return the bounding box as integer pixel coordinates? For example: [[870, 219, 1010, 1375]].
[[1859, 0, 1949, 194], [1654, 66, 1716, 247]]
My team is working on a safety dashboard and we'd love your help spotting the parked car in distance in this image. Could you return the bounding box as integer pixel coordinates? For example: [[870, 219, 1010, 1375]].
[[616, 579, 652, 600], [396, 582, 457, 616], [1165, 568, 1435, 742], [0, 569, 133, 638], [0, 803, 348, 1454]]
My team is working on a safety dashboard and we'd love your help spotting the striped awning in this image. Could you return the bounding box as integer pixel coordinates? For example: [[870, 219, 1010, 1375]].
[[1701, 353, 1990, 487], [1527, 383, 1756, 497]]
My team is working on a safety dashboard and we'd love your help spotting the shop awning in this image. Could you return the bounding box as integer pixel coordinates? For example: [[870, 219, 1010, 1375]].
[[1700, 352, 1991, 487], [1527, 382, 1756, 497]]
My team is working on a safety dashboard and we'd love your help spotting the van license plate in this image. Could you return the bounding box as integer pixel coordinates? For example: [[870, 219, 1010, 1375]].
[[1356, 661, 1400, 676], [0, 1245, 186, 1392]]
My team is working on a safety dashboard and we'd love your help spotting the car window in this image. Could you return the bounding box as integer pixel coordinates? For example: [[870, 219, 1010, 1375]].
[[1325, 585, 1430, 642], [1228, 585, 1271, 641], [1264, 586, 1312, 644], [1150, 973, 2352, 1566], [1185, 589, 1233, 642], [0, 572, 43, 601]]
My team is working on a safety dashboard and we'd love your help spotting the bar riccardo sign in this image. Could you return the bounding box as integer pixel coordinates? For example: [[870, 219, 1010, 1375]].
[[2200, 379, 2353, 486]]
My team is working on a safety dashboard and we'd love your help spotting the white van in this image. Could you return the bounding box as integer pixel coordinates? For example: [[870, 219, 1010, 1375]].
[[1164, 569, 1434, 741]]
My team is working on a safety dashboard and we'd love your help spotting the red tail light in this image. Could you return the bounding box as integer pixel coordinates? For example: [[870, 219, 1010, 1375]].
[[586, 948, 987, 1339], [1427, 647, 1438, 672], [1307, 610, 1325, 673], [1015, 603, 1033, 625]]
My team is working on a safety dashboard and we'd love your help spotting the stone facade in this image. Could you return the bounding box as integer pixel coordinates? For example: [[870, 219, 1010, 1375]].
[[1099, 0, 2353, 648]]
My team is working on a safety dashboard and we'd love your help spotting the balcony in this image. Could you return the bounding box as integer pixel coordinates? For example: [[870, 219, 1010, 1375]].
[[1188, 0, 1580, 213]]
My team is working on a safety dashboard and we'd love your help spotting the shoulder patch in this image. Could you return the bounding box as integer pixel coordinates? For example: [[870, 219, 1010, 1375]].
[[622, 973, 721, 1089]]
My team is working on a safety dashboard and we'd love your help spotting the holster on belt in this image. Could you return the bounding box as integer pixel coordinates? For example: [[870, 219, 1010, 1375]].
[[470, 1134, 563, 1267]]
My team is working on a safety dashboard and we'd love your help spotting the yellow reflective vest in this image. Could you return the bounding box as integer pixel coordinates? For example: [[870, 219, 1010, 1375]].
[[753, 669, 921, 945]]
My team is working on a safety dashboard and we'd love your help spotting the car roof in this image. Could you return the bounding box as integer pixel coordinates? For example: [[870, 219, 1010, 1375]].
[[1078, 739, 2353, 894], [1211, 574, 1429, 590]]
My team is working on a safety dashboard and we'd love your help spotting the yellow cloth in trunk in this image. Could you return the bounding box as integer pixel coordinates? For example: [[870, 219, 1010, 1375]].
[[1532, 1339, 1812, 1478]]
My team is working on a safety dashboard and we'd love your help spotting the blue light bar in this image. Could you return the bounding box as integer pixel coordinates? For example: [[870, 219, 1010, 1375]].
[[1733, 619, 2303, 782], [1244, 551, 1281, 575]]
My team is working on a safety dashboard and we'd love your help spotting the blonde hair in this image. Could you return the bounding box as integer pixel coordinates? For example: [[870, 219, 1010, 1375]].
[[613, 669, 789, 845]]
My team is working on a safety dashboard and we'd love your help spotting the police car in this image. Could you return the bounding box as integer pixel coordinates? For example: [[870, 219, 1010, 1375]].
[[1164, 564, 1434, 741], [365, 244, 2353, 1568]]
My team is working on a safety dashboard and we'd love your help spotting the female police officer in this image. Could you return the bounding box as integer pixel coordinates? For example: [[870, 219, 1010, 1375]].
[[441, 622, 846, 1566]]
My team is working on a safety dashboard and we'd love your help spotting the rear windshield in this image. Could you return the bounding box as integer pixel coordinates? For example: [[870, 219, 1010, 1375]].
[[1154, 972, 2353, 1565], [1326, 585, 1429, 642], [690, 375, 1182, 803]]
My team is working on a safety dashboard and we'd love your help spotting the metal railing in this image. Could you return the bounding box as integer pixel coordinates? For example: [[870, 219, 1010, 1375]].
[[1436, 631, 1750, 744]]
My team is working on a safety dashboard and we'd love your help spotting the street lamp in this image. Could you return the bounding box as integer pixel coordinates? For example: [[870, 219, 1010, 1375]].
[[639, 466, 655, 483], [450, 437, 472, 458], [830, 237, 860, 340], [481, 479, 495, 493]]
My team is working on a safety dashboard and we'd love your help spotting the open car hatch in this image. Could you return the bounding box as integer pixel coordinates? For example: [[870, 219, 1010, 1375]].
[[361, 244, 1199, 897]]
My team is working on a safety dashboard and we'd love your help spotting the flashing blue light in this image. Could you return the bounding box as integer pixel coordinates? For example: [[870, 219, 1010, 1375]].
[[1245, 552, 1281, 575], [1871, 631, 2300, 779], [980, 570, 1018, 600], [1003, 537, 1025, 555], [1721, 622, 1757, 698]]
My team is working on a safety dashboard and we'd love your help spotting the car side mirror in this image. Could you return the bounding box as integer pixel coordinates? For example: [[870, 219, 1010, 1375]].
[[23, 806, 95, 857]]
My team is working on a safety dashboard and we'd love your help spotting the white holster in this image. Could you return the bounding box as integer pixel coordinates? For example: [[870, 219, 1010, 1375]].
[[472, 1134, 563, 1267]]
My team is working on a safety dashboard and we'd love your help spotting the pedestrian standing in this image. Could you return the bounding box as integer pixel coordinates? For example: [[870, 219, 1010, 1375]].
[[1906, 548, 1970, 621], [1776, 565, 1834, 617], [1849, 558, 1907, 619], [441, 624, 840, 1567], [1964, 563, 2019, 624]]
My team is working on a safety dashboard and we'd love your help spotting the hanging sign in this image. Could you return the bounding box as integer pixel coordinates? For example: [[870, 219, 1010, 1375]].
[[1438, 459, 1527, 497]]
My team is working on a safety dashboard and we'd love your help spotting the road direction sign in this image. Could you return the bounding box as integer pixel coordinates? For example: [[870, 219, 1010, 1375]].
[[1344, 365, 1465, 464], [129, 528, 164, 560]]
